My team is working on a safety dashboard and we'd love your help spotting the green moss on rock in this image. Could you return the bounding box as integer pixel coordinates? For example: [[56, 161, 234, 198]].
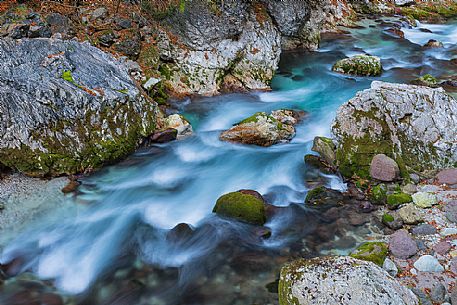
[[387, 192, 412, 208], [370, 184, 387, 205], [0, 98, 156, 177], [350, 242, 388, 266], [213, 191, 266, 225], [305, 186, 326, 204], [382, 213, 394, 223]]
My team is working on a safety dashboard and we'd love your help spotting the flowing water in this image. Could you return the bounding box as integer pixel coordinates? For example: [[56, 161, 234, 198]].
[[1, 17, 457, 305]]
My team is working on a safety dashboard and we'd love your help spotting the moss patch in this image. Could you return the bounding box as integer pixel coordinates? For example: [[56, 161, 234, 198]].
[[387, 192, 412, 208], [305, 186, 325, 204], [382, 213, 394, 223], [213, 191, 266, 225], [350, 242, 388, 266], [370, 184, 387, 205]]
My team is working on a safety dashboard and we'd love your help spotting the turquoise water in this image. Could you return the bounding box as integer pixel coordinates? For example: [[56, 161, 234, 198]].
[[1, 17, 457, 305]]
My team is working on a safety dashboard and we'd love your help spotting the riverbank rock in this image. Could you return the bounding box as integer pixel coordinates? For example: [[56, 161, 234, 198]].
[[151, 0, 354, 96], [412, 192, 437, 208], [350, 242, 388, 266], [436, 169, 457, 185], [219, 110, 298, 146], [332, 81, 457, 179], [279, 256, 419, 305], [213, 191, 266, 225], [0, 38, 157, 176], [332, 55, 382, 76], [413, 255, 444, 272], [389, 229, 418, 259], [370, 154, 400, 181]]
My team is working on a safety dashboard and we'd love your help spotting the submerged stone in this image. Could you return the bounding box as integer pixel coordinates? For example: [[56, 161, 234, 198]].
[[332, 54, 382, 76], [213, 191, 266, 225], [411, 74, 438, 87], [305, 186, 343, 205]]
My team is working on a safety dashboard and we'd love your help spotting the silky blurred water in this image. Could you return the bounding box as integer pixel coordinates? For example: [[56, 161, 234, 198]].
[[1, 17, 457, 305]]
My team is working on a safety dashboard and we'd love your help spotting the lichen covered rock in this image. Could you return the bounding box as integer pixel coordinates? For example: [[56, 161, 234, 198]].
[[219, 110, 299, 146], [332, 55, 382, 76], [213, 191, 266, 225], [279, 256, 419, 305], [332, 81, 457, 179], [0, 38, 157, 176]]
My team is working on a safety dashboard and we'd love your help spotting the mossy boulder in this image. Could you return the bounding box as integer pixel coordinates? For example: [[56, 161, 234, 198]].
[[332, 81, 457, 179], [332, 55, 382, 76], [350, 242, 389, 266], [387, 192, 413, 209], [0, 38, 157, 177], [213, 191, 266, 225]]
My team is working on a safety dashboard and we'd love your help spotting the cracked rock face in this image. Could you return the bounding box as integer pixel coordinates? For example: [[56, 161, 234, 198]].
[[0, 38, 157, 177], [331, 81, 457, 178], [279, 256, 419, 305], [155, 0, 354, 96]]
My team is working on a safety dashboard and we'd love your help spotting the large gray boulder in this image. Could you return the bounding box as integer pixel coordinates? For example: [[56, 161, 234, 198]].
[[332, 81, 457, 178], [279, 256, 419, 305], [151, 0, 354, 96], [0, 38, 157, 176]]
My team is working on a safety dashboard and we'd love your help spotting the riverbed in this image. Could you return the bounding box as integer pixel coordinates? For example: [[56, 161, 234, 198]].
[[1, 16, 457, 305]]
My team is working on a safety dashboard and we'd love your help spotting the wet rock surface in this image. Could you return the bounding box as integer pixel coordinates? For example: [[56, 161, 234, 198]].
[[219, 110, 300, 146]]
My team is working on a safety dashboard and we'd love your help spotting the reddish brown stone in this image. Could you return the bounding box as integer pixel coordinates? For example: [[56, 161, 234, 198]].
[[436, 168, 457, 185], [370, 154, 400, 182]]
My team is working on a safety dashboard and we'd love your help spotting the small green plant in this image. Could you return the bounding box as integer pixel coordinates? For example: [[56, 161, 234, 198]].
[[62, 70, 77, 85]]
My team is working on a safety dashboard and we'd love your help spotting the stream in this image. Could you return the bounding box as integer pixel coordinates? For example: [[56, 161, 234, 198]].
[[1, 16, 457, 305]]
